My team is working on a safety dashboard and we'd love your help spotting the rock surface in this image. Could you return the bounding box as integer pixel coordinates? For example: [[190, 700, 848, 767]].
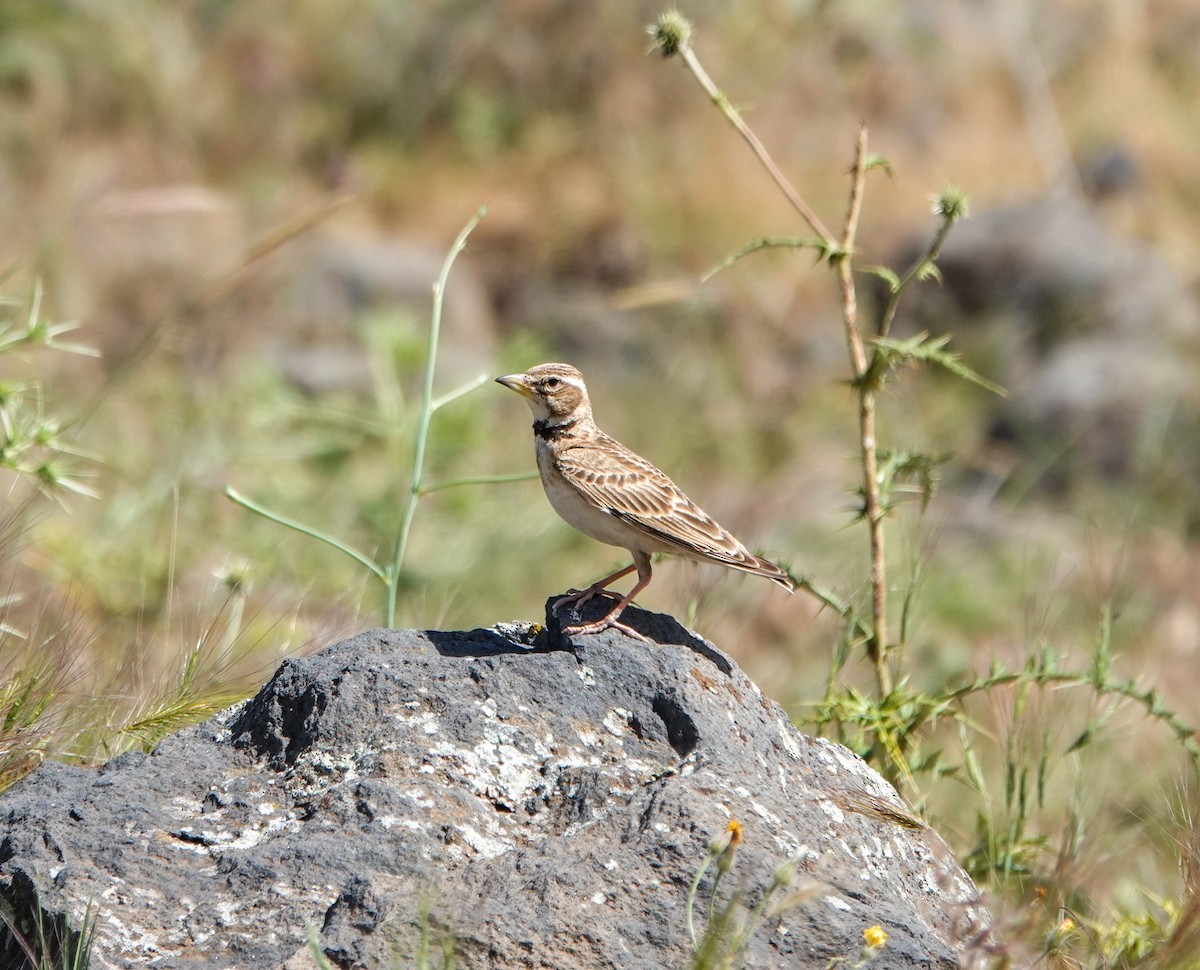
[[0, 601, 986, 969], [893, 196, 1200, 492]]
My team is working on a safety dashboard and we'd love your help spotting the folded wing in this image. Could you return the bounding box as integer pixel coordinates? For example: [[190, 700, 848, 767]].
[[556, 433, 794, 590]]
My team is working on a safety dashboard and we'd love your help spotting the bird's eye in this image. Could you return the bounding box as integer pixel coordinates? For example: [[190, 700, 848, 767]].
[[545, 377, 561, 389]]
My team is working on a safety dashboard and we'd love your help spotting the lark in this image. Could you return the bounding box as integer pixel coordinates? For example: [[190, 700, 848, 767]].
[[496, 363, 794, 640]]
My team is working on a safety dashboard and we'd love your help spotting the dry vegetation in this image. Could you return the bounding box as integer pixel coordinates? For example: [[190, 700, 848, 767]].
[[2, 2, 1200, 966]]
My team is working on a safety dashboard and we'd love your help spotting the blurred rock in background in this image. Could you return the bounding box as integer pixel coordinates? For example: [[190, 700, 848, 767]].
[[276, 231, 497, 396], [891, 190, 1200, 502]]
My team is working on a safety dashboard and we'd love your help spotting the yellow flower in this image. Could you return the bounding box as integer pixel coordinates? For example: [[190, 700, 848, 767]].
[[863, 925, 888, 949], [710, 819, 743, 875], [1057, 917, 1076, 934]]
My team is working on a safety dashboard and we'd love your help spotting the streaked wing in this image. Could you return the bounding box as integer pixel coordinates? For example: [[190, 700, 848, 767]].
[[555, 433, 764, 570]]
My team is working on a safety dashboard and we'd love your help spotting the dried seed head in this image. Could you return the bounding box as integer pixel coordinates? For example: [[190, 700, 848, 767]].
[[648, 10, 692, 58], [931, 187, 969, 222]]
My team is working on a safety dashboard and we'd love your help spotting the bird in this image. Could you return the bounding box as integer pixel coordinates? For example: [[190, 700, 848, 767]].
[[496, 362, 794, 640]]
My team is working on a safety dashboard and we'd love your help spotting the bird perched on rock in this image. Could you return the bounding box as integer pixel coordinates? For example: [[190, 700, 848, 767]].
[[496, 363, 794, 640]]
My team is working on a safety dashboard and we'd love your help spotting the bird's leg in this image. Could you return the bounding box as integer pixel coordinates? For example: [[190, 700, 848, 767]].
[[552, 562, 638, 613], [563, 552, 653, 642]]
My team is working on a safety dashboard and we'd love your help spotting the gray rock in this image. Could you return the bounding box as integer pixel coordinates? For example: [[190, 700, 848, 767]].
[[900, 197, 1199, 349], [0, 601, 986, 968], [892, 196, 1200, 494]]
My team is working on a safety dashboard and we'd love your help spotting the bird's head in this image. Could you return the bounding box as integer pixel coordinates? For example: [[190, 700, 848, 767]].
[[496, 363, 591, 424]]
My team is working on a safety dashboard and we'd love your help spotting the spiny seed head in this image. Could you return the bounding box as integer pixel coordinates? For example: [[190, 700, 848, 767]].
[[932, 186, 969, 222], [649, 10, 691, 58]]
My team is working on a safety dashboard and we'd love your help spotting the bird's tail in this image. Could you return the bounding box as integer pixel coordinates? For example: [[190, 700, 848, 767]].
[[718, 548, 794, 592], [750, 555, 796, 593]]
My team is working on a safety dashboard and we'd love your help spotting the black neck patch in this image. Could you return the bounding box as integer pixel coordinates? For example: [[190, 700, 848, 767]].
[[533, 418, 579, 441]]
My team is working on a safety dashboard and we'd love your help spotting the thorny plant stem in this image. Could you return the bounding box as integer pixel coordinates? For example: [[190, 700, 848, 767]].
[[839, 126, 892, 696], [677, 45, 837, 249], [677, 37, 893, 695], [876, 215, 957, 342]]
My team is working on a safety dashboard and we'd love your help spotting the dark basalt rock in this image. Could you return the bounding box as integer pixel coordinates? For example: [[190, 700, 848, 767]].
[[0, 599, 987, 968]]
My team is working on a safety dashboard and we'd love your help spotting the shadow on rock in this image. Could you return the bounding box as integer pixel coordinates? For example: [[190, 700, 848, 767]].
[[424, 625, 545, 658], [541, 594, 734, 676]]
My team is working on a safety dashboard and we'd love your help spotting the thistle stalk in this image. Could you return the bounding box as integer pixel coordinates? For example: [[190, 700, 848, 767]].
[[658, 22, 835, 249], [839, 126, 892, 696], [652, 12, 891, 693]]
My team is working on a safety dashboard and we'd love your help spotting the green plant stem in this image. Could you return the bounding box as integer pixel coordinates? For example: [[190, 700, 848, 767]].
[[416, 471, 537, 496], [306, 924, 336, 970], [685, 855, 712, 947], [224, 208, 493, 627], [875, 215, 957, 342], [701, 236, 834, 282], [794, 576, 873, 652], [431, 374, 490, 412], [224, 486, 385, 579], [385, 206, 487, 627]]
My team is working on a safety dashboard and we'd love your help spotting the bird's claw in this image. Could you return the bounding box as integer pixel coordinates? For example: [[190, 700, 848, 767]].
[[562, 616, 652, 644], [552, 586, 619, 613]]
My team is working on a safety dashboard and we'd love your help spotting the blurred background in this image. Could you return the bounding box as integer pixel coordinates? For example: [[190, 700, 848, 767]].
[[1, 0, 1199, 951]]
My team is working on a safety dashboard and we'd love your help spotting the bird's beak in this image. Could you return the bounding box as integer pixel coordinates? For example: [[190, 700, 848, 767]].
[[495, 374, 534, 399]]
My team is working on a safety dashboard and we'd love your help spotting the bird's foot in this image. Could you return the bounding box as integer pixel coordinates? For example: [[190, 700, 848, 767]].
[[552, 585, 619, 613], [562, 613, 651, 644]]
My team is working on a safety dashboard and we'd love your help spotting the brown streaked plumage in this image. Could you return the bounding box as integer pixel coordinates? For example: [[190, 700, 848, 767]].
[[496, 363, 794, 641]]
